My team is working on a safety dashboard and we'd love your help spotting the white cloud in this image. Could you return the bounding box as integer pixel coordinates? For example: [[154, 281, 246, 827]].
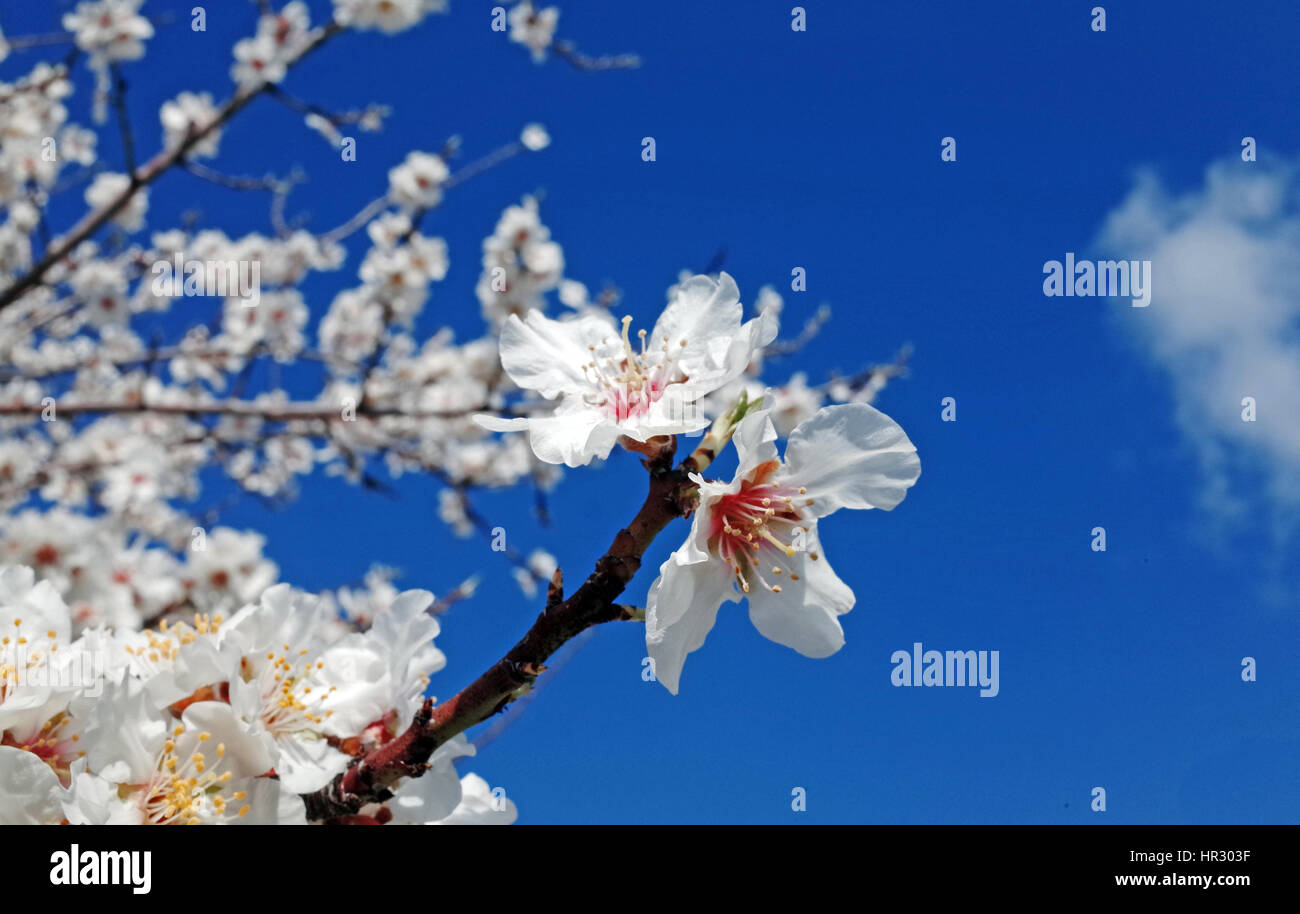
[[1096, 156, 1300, 537]]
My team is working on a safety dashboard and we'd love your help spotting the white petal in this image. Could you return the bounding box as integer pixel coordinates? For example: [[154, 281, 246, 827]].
[[389, 762, 464, 823], [182, 701, 274, 778], [498, 310, 615, 399], [651, 272, 744, 372], [472, 414, 530, 433], [235, 778, 309, 825], [479, 406, 612, 466], [272, 735, 351, 793], [63, 767, 118, 825], [0, 747, 64, 824], [676, 503, 716, 566], [526, 407, 616, 466], [645, 551, 740, 695], [390, 733, 476, 823], [783, 403, 921, 515], [731, 408, 779, 475], [715, 309, 780, 383], [746, 544, 853, 658], [430, 772, 518, 825]]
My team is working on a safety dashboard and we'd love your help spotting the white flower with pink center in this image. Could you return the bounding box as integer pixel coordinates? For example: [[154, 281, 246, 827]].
[[646, 403, 921, 694], [474, 272, 777, 467]]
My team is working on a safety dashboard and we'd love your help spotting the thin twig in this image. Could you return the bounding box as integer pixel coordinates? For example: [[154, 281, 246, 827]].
[[552, 40, 641, 71], [0, 22, 344, 314], [109, 64, 137, 176]]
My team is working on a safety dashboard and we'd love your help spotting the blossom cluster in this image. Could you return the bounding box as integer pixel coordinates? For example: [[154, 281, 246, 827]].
[[0, 0, 918, 825], [473, 276, 923, 692], [0, 563, 513, 824]]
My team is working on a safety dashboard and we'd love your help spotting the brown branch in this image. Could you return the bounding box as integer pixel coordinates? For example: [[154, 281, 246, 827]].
[[109, 65, 137, 176], [551, 40, 641, 71], [0, 398, 482, 421], [301, 435, 698, 820], [0, 63, 71, 105], [471, 625, 597, 753], [544, 567, 564, 610]]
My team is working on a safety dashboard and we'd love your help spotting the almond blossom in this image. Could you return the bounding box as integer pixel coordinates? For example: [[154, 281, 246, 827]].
[[509, 2, 560, 62], [70, 690, 304, 825], [333, 0, 449, 34], [0, 564, 487, 824], [474, 272, 778, 467], [62, 0, 154, 66], [85, 172, 148, 232], [646, 403, 922, 694], [159, 91, 222, 158], [0, 0, 920, 828]]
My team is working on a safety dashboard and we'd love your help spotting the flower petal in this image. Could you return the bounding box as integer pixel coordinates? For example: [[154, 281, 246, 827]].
[[746, 541, 853, 658], [731, 407, 779, 475], [481, 406, 610, 467], [430, 772, 518, 825], [652, 272, 744, 372], [0, 746, 65, 825], [270, 734, 351, 793], [497, 310, 615, 399], [783, 403, 921, 515], [472, 414, 530, 433], [645, 550, 740, 695]]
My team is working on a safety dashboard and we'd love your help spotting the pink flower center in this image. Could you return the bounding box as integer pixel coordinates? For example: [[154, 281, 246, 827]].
[[580, 315, 690, 423], [706, 460, 818, 595]]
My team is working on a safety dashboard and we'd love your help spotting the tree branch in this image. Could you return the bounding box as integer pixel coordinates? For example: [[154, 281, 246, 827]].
[[0, 22, 343, 314], [0, 398, 482, 421], [301, 435, 701, 820]]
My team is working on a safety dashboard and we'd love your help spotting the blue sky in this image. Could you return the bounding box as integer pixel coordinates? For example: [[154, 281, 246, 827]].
[[5, 0, 1297, 823]]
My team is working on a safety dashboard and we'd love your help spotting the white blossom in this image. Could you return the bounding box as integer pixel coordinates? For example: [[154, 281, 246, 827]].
[[85, 172, 148, 232], [387, 151, 450, 211], [520, 122, 551, 151], [159, 91, 221, 158], [509, 1, 560, 62], [63, 0, 154, 65], [475, 273, 778, 466], [646, 404, 921, 694], [333, 0, 448, 34]]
